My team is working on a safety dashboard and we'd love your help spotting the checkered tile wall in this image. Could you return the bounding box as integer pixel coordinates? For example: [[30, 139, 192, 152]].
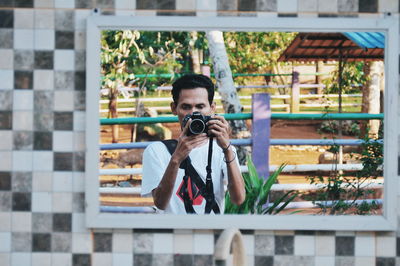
[[0, 0, 399, 265]]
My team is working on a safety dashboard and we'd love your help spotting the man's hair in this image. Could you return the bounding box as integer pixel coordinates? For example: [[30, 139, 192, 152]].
[[171, 74, 215, 105]]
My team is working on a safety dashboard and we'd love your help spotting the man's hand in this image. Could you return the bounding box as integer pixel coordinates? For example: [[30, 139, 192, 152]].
[[171, 118, 208, 164], [206, 115, 231, 150]]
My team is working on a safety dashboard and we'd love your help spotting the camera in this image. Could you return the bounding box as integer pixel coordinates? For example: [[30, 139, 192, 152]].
[[182, 112, 213, 136]]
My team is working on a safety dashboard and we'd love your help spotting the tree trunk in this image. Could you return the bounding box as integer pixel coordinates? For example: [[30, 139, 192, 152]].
[[360, 61, 382, 138], [108, 88, 119, 143], [206, 31, 250, 163], [189, 31, 201, 74]]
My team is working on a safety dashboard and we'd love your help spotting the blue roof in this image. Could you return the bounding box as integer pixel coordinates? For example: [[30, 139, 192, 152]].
[[343, 32, 385, 49]]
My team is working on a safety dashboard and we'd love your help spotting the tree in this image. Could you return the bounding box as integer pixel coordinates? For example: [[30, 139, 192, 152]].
[[101, 30, 186, 142], [206, 31, 250, 163], [101, 30, 139, 143]]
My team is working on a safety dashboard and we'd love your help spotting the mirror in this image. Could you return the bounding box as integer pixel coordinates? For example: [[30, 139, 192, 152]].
[[86, 16, 398, 230]]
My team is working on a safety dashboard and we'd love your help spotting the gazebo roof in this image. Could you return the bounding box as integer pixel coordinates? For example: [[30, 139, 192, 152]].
[[278, 32, 384, 62]]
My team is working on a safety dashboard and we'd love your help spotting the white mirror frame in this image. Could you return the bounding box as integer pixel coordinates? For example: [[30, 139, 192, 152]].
[[86, 15, 399, 230]]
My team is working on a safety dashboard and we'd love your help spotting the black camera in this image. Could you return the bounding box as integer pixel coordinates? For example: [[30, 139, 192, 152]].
[[182, 112, 213, 136]]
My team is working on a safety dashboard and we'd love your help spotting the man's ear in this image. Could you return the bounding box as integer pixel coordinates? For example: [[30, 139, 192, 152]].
[[211, 101, 216, 113], [170, 102, 177, 115]]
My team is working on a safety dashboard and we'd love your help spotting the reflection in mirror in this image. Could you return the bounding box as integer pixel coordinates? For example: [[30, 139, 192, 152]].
[[97, 30, 384, 216]]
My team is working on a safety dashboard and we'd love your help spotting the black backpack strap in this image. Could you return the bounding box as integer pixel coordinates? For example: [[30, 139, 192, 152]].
[[161, 139, 220, 214]]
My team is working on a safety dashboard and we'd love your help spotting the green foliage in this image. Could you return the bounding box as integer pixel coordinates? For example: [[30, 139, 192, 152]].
[[305, 126, 383, 215], [223, 32, 296, 85], [101, 30, 190, 92], [323, 62, 368, 94], [224, 156, 297, 214]]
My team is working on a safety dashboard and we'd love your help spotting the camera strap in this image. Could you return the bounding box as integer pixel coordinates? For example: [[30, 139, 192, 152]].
[[161, 139, 220, 214]]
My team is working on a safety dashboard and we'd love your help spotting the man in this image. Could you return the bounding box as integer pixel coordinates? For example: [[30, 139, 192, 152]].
[[141, 74, 245, 214]]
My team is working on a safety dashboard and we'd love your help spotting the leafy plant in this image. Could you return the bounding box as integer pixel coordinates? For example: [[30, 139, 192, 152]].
[[305, 126, 383, 215], [224, 155, 297, 214]]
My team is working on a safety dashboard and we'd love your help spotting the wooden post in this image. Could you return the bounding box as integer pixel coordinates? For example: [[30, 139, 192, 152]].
[[291, 68, 300, 113], [251, 93, 271, 179]]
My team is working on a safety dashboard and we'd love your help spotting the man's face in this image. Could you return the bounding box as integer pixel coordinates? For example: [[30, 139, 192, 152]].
[[170, 87, 216, 127]]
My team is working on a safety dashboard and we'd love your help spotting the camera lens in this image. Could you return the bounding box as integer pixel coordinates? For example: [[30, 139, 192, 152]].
[[189, 119, 205, 134]]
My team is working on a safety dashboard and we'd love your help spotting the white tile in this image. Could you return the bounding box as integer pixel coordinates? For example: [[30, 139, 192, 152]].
[[14, 9, 34, 29], [295, 235, 315, 256], [315, 235, 335, 256], [277, 0, 298, 12], [72, 172, 85, 192], [11, 252, 31, 266], [355, 233, 375, 257], [12, 151, 32, 171], [35, 10, 55, 29], [379, 0, 399, 12], [0, 232, 11, 252], [0, 70, 14, 89], [32, 253, 51, 266], [72, 233, 92, 253], [315, 256, 335, 266], [53, 131, 74, 151], [34, 0, 55, 8], [32, 171, 53, 192], [73, 132, 85, 151], [54, 90, 74, 111], [73, 111, 85, 131], [318, 0, 338, 12], [298, 0, 318, 12], [74, 30, 86, 50], [355, 256, 375, 266], [32, 192, 52, 212], [196, 0, 217, 10], [51, 253, 72, 266], [176, 0, 196, 10], [12, 111, 33, 131], [0, 212, 11, 231], [173, 231, 193, 254], [75, 9, 91, 30], [0, 131, 12, 150], [376, 235, 396, 257], [34, 70, 54, 90], [13, 90, 33, 110], [0, 253, 10, 266], [0, 151, 12, 171], [11, 212, 32, 232], [115, 0, 136, 9], [34, 29, 55, 50], [32, 151, 54, 171], [72, 213, 86, 233], [52, 192, 73, 212], [55, 0, 75, 8], [54, 50, 75, 70], [0, 49, 13, 69], [193, 232, 213, 254], [112, 230, 133, 253], [92, 253, 112, 266], [242, 234, 254, 256], [53, 171, 73, 192], [112, 253, 132, 266], [14, 30, 34, 50], [153, 233, 173, 254]]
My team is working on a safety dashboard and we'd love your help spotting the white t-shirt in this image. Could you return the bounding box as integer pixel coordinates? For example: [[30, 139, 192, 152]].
[[141, 140, 239, 214]]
